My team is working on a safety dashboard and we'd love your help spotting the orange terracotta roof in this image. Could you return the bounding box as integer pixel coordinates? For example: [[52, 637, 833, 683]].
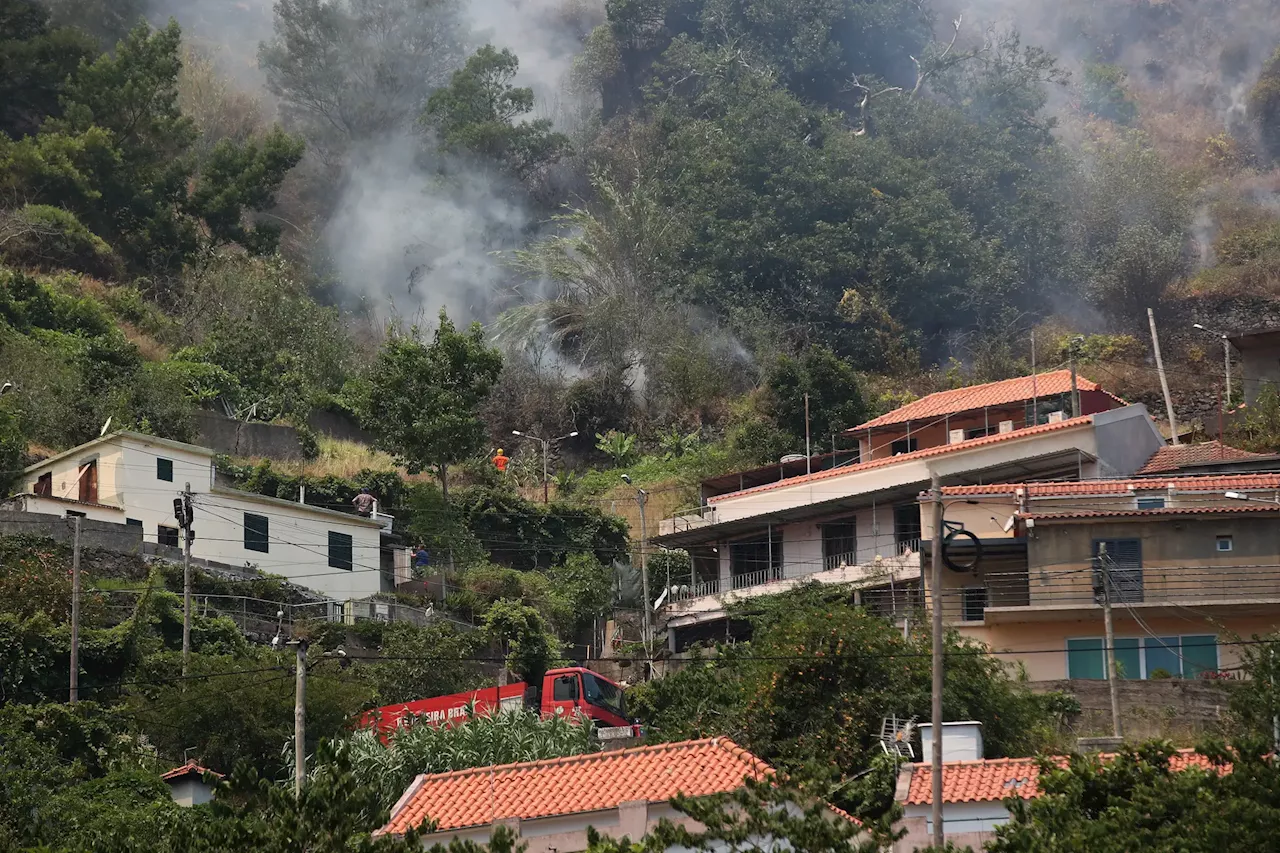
[[853, 370, 1122, 431], [1136, 441, 1266, 474], [942, 472, 1280, 498], [904, 751, 1221, 806], [708, 415, 1093, 504], [160, 760, 223, 782], [380, 737, 772, 836], [1025, 504, 1280, 521]]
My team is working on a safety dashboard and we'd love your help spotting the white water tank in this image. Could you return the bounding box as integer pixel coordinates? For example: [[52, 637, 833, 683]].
[[780, 454, 807, 463], [918, 721, 984, 762]]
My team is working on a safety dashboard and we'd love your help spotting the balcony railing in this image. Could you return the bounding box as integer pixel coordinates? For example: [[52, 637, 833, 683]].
[[975, 565, 1280, 612], [671, 578, 721, 601], [896, 537, 922, 555], [823, 550, 858, 571], [731, 566, 785, 591]]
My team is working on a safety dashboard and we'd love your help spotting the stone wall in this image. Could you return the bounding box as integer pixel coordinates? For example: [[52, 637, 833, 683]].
[[192, 411, 304, 460], [0, 510, 144, 554], [1029, 677, 1235, 742]]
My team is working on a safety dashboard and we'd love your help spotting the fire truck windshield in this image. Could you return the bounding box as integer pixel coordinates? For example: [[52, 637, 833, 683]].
[[581, 672, 625, 718]]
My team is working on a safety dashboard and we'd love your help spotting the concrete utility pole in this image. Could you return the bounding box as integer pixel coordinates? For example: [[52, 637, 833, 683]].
[[513, 430, 578, 504], [928, 472, 944, 850], [1194, 324, 1233, 415], [69, 516, 82, 704], [1148, 309, 1180, 445], [293, 639, 308, 798], [178, 483, 194, 676], [1099, 544, 1122, 739], [804, 393, 812, 475], [622, 474, 652, 656], [1068, 336, 1082, 418]]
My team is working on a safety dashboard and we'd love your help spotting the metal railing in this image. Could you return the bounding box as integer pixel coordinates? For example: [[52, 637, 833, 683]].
[[730, 566, 785, 591], [823, 550, 858, 571], [896, 537, 922, 555], [670, 578, 722, 601]]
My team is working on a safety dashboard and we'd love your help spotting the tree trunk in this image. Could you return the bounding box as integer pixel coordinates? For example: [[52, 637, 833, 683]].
[[440, 462, 449, 500]]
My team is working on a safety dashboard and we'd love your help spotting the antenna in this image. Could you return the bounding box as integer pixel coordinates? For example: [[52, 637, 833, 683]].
[[879, 715, 917, 759]]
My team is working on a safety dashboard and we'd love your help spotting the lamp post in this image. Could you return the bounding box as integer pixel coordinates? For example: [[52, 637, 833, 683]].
[[1194, 323, 1233, 410], [622, 474, 651, 659], [512, 429, 578, 504]]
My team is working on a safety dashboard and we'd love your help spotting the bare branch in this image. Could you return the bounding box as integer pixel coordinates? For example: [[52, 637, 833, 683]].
[[911, 14, 963, 96]]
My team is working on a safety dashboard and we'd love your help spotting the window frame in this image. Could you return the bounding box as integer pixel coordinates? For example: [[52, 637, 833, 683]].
[[244, 513, 270, 553], [1066, 634, 1219, 680], [891, 437, 919, 456], [156, 457, 174, 482], [328, 530, 354, 571], [1135, 496, 1166, 510], [157, 525, 180, 548], [34, 472, 52, 497], [961, 586, 988, 622], [1216, 535, 1234, 552]]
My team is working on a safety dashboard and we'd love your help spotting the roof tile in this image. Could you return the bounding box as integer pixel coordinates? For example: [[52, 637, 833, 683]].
[[904, 751, 1220, 806], [942, 472, 1280, 498], [160, 760, 223, 782], [852, 370, 1122, 432], [380, 737, 771, 836], [709, 415, 1093, 504], [1136, 441, 1266, 474], [1025, 504, 1280, 521]]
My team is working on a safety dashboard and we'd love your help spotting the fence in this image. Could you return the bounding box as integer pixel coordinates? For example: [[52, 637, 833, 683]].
[[96, 588, 468, 637]]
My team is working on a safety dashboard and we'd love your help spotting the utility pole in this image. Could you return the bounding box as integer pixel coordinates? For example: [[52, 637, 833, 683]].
[[292, 638, 308, 798], [804, 393, 812, 475], [1068, 336, 1082, 418], [177, 484, 194, 676], [69, 516, 82, 704], [1099, 544, 1122, 739], [928, 472, 944, 851], [513, 430, 577, 505], [637, 488, 651, 654], [1148, 308, 1180, 445]]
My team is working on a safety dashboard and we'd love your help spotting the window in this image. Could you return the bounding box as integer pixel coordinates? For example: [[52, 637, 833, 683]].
[[244, 513, 270, 553], [1217, 535, 1234, 552], [78, 460, 98, 503], [582, 672, 625, 717], [34, 472, 52, 497], [328, 531, 354, 571], [962, 587, 988, 622], [1136, 496, 1166, 510], [1093, 538, 1142, 603], [893, 503, 923, 549], [821, 521, 856, 568], [158, 525, 180, 548], [965, 426, 994, 440], [1067, 635, 1218, 679], [552, 674, 579, 701], [891, 437, 918, 456], [157, 458, 173, 482], [126, 518, 143, 528], [729, 535, 783, 588]]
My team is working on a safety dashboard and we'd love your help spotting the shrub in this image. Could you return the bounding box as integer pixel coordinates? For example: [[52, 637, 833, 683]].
[[0, 205, 122, 279]]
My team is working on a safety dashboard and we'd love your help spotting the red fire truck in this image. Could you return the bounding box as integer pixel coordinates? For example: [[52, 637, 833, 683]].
[[360, 666, 630, 735]]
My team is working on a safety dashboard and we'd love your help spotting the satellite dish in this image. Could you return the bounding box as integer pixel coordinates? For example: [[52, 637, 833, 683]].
[[99, 416, 112, 436]]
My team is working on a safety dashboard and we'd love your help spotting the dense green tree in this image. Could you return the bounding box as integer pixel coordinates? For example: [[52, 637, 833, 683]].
[[482, 598, 564, 683], [1082, 62, 1138, 124], [424, 45, 571, 180], [0, 0, 98, 138], [762, 345, 867, 445], [361, 311, 504, 496], [0, 397, 24, 497], [366, 621, 486, 706], [989, 742, 1276, 853], [259, 0, 470, 160]]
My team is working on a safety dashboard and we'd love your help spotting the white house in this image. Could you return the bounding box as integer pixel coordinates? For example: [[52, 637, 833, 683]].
[[654, 372, 1165, 652], [3, 431, 399, 601]]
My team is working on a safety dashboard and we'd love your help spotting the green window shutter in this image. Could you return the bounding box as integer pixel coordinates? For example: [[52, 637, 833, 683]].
[[1067, 638, 1105, 679], [1144, 636, 1182, 678]]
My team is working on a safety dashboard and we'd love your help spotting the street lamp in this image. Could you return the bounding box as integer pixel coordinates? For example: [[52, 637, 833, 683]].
[[1225, 491, 1280, 504], [1193, 324, 1233, 409], [512, 429, 578, 504], [621, 473, 652, 657]]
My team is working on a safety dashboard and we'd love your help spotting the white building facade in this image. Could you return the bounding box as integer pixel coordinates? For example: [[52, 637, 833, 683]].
[[5, 431, 394, 600]]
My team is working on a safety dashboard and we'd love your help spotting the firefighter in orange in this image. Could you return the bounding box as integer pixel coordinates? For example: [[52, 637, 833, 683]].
[[491, 448, 510, 473]]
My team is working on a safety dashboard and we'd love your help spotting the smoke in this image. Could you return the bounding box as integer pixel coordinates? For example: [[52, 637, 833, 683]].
[[322, 133, 529, 322], [937, 0, 1280, 130]]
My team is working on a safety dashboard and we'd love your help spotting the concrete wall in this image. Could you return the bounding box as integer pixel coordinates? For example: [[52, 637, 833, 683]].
[[0, 508, 143, 553], [307, 409, 374, 444], [414, 801, 703, 853], [1027, 678, 1233, 742], [168, 777, 215, 807], [193, 411, 304, 460]]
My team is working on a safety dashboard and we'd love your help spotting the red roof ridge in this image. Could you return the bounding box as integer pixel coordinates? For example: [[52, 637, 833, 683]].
[[852, 370, 1119, 432], [942, 471, 1280, 498], [709, 415, 1094, 504], [160, 759, 223, 781]]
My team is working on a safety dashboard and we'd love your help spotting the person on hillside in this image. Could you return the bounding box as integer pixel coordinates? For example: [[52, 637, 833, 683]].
[[352, 487, 375, 517], [412, 543, 430, 570], [492, 448, 510, 473]]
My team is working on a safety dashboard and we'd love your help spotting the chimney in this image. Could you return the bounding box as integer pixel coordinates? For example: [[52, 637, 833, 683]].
[[919, 721, 984, 762]]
